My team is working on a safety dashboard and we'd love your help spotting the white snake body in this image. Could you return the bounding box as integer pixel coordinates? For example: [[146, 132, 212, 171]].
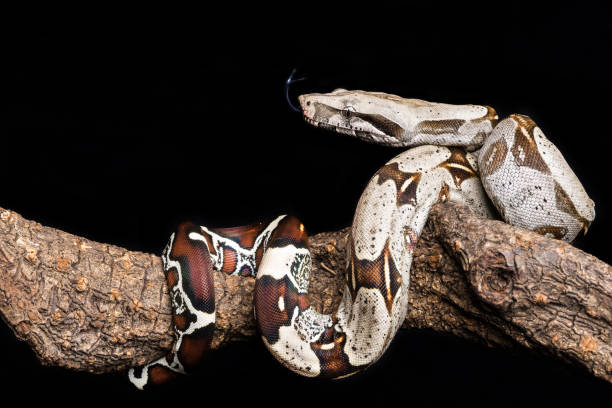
[[252, 89, 594, 378], [256, 145, 496, 377], [478, 114, 594, 240], [129, 89, 595, 388]]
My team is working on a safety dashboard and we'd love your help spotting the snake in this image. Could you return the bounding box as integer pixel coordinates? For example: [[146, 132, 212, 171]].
[[128, 88, 595, 389]]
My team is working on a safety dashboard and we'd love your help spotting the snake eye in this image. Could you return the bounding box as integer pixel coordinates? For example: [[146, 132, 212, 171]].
[[343, 106, 355, 118]]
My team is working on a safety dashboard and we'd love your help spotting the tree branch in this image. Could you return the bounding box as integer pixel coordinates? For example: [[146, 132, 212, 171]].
[[0, 203, 609, 382]]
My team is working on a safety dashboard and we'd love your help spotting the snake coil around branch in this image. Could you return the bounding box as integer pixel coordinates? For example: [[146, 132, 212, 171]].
[[0, 91, 609, 387]]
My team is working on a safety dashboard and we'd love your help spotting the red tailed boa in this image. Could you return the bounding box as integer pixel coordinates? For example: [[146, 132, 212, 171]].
[[128, 89, 595, 389]]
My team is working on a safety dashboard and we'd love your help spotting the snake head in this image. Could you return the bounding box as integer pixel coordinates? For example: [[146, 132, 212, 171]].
[[298, 89, 410, 146], [299, 89, 499, 150]]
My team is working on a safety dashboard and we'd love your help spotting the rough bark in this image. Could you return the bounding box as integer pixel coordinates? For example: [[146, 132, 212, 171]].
[[0, 203, 609, 382]]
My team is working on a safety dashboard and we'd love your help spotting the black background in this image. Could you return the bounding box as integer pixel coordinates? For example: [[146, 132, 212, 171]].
[[2, 3, 612, 406]]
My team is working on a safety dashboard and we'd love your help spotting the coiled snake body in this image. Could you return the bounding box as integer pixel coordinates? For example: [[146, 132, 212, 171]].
[[129, 89, 595, 389]]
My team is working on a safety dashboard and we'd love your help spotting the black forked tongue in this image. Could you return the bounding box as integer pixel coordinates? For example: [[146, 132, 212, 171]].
[[285, 68, 306, 113]]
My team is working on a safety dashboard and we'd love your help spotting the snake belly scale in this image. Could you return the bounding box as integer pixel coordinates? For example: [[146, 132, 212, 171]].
[[129, 89, 595, 388]]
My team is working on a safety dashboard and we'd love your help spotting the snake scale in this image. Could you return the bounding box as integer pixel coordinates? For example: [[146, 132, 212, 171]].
[[128, 89, 595, 389]]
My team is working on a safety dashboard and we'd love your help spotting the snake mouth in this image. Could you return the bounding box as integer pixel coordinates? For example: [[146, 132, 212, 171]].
[[303, 115, 368, 136], [303, 115, 344, 133], [303, 115, 329, 129], [302, 114, 407, 146]]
